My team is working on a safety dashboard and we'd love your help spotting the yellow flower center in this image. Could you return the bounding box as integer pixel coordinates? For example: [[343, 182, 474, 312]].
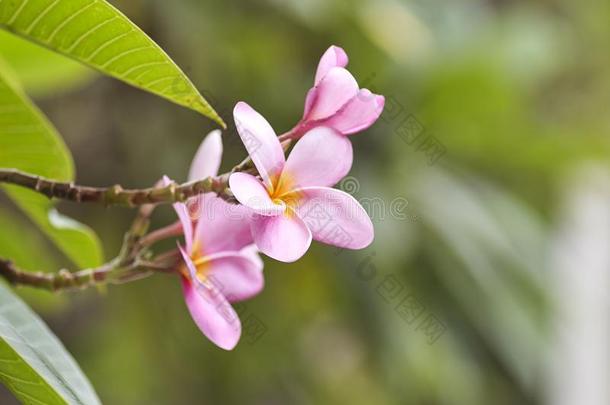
[[181, 240, 211, 282], [267, 171, 303, 214]]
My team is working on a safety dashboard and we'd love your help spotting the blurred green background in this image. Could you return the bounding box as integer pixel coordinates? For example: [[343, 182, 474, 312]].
[[1, 0, 610, 403]]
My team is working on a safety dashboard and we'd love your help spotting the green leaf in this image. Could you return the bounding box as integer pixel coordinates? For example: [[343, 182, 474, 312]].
[[0, 0, 225, 127], [0, 282, 100, 404], [0, 30, 95, 96], [0, 209, 67, 313], [0, 60, 103, 269]]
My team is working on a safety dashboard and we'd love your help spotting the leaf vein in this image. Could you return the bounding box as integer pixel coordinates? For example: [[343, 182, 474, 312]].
[[0, 367, 44, 386], [46, 0, 97, 43], [85, 26, 134, 62], [9, 387, 49, 405], [6, 0, 29, 25], [100, 44, 153, 68], [121, 61, 167, 78], [24, 0, 60, 35], [144, 75, 180, 88], [65, 15, 119, 54]]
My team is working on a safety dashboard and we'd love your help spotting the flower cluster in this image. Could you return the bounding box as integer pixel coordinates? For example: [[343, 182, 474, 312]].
[[168, 46, 384, 349]]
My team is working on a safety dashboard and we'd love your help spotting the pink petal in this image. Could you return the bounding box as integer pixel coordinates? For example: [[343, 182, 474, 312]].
[[203, 251, 264, 303], [155, 176, 171, 188], [315, 46, 349, 85], [321, 90, 385, 135], [188, 130, 223, 181], [163, 176, 194, 253], [292, 187, 374, 249], [303, 87, 317, 118], [229, 172, 285, 216], [305, 67, 359, 121], [281, 127, 353, 189], [193, 194, 254, 254], [178, 246, 241, 350], [240, 244, 264, 269], [251, 209, 312, 262], [160, 175, 173, 187], [174, 202, 194, 253], [233, 102, 285, 187]]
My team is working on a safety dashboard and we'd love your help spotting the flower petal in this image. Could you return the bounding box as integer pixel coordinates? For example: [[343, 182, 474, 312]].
[[233, 102, 285, 187], [303, 87, 317, 118], [188, 130, 223, 181], [292, 187, 374, 249], [178, 246, 241, 350], [251, 209, 312, 262], [173, 202, 194, 253], [229, 172, 286, 216], [240, 244, 264, 269], [315, 45, 349, 85], [203, 251, 264, 303], [163, 176, 194, 253], [193, 193, 254, 254], [281, 127, 353, 190], [321, 90, 385, 135], [305, 67, 359, 121]]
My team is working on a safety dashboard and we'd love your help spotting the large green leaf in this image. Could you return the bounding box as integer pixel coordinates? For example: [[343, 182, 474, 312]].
[[0, 282, 100, 404], [0, 0, 224, 127], [0, 61, 103, 269]]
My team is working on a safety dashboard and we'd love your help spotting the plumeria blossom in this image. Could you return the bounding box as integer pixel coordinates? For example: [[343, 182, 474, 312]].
[[229, 102, 374, 262], [288, 45, 385, 138], [168, 130, 264, 350]]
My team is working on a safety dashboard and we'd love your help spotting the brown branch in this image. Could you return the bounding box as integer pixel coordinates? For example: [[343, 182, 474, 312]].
[[0, 259, 120, 291], [0, 169, 236, 207], [0, 253, 181, 292], [0, 133, 294, 208], [0, 191, 182, 292]]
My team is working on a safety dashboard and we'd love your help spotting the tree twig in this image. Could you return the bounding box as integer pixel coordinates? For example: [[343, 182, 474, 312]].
[[0, 136, 293, 208], [0, 137, 296, 290], [0, 258, 116, 291], [0, 190, 181, 292], [0, 170, 235, 207]]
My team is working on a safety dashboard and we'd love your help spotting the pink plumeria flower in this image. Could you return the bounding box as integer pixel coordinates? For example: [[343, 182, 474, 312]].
[[288, 45, 385, 138], [229, 102, 374, 262], [167, 130, 264, 350]]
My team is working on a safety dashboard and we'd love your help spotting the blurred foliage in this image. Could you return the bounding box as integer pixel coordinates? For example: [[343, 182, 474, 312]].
[[0, 0, 609, 403], [0, 31, 94, 97], [0, 61, 102, 270]]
